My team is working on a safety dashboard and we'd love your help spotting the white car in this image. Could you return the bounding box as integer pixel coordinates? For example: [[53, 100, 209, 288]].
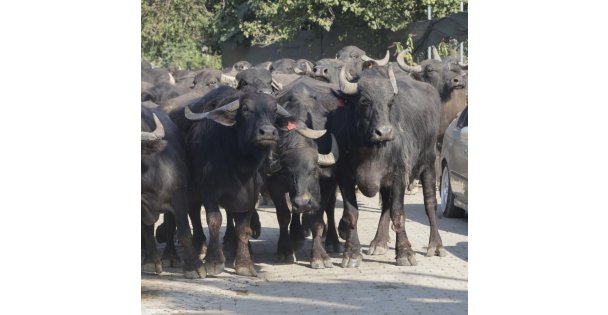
[[438, 106, 468, 217]]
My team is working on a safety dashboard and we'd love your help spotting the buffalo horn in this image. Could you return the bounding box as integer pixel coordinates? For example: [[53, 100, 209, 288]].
[[305, 62, 312, 74], [431, 46, 442, 61], [361, 50, 390, 66], [295, 127, 326, 139], [339, 67, 358, 95], [396, 49, 422, 73], [276, 104, 291, 118], [271, 77, 283, 91], [293, 67, 304, 74], [141, 113, 165, 141], [318, 134, 339, 166], [185, 99, 240, 121], [220, 73, 238, 87], [388, 64, 398, 95]]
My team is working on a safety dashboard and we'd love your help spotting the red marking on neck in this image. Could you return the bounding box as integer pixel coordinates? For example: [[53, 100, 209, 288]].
[[287, 121, 296, 130]]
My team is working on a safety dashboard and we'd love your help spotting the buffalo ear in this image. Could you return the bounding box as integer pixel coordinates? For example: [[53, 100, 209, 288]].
[[205, 109, 237, 126]]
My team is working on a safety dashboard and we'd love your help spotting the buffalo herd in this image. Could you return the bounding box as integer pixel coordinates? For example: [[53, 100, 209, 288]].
[[141, 45, 467, 278]]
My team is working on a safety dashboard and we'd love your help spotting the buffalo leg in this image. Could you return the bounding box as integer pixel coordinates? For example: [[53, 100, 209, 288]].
[[202, 200, 225, 276], [310, 209, 333, 269], [269, 186, 295, 263], [289, 213, 306, 251], [188, 199, 207, 260], [388, 178, 417, 266], [337, 171, 362, 268], [223, 212, 237, 256], [368, 190, 391, 256], [172, 192, 206, 278], [161, 212, 181, 267], [233, 211, 257, 276], [320, 179, 343, 253], [421, 168, 446, 257], [142, 222, 162, 274]]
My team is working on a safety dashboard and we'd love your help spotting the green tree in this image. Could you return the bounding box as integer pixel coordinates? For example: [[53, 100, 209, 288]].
[[141, 0, 221, 69], [210, 0, 467, 46], [141, 0, 467, 69]]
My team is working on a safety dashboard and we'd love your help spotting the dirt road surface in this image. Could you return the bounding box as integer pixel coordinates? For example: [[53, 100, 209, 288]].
[[142, 190, 468, 314]]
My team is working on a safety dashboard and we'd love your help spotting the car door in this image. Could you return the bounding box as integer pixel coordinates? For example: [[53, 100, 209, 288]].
[[450, 106, 468, 207]]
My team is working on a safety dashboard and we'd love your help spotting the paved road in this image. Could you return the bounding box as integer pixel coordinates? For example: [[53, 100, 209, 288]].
[[142, 190, 468, 314]]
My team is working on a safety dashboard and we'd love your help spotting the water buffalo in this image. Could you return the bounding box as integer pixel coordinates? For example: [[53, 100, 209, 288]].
[[332, 65, 446, 268], [261, 104, 339, 268], [272, 58, 298, 74], [141, 106, 205, 278], [274, 77, 349, 257], [183, 89, 291, 276], [396, 48, 467, 149], [335, 45, 390, 78]]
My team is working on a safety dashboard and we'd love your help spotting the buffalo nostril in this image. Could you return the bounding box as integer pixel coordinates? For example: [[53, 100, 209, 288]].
[[323, 69, 328, 75], [259, 126, 277, 136]]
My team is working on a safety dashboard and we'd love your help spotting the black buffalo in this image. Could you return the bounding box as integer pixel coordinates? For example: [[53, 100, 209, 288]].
[[272, 58, 298, 74], [335, 45, 390, 78], [183, 89, 291, 276], [141, 106, 205, 278], [273, 77, 350, 260], [331, 65, 446, 268], [261, 102, 340, 268], [396, 48, 467, 149]]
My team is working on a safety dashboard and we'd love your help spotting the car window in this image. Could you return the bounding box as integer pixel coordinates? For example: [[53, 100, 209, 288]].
[[457, 106, 468, 129]]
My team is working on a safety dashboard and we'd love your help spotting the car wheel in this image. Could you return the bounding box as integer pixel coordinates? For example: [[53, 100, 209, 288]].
[[439, 164, 465, 218]]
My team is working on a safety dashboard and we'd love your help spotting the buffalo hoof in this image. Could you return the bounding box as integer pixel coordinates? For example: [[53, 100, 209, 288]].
[[275, 253, 296, 263], [235, 261, 258, 277], [396, 254, 418, 266], [162, 247, 181, 268], [142, 261, 163, 274], [311, 258, 333, 269], [324, 239, 345, 254], [340, 254, 362, 268], [205, 261, 225, 276], [367, 243, 389, 256], [426, 244, 447, 257], [183, 264, 206, 279]]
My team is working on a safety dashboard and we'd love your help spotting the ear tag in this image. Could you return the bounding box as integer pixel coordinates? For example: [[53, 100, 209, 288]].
[[287, 121, 296, 130]]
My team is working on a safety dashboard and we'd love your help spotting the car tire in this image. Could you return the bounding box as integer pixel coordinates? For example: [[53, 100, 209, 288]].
[[439, 164, 465, 218]]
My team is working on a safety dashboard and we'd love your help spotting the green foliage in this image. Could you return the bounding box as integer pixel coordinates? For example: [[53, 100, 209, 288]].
[[141, 0, 468, 68], [141, 0, 221, 69]]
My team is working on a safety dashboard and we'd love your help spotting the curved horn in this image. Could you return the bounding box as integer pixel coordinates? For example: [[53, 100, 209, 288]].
[[458, 62, 468, 70], [141, 113, 165, 141], [220, 73, 237, 87], [305, 62, 312, 74], [167, 72, 176, 85], [293, 67, 304, 74], [318, 134, 339, 166], [345, 70, 354, 81], [388, 64, 398, 95], [396, 49, 422, 73], [295, 127, 326, 139], [185, 99, 240, 121], [339, 67, 358, 95], [271, 77, 283, 91], [276, 104, 291, 118], [361, 50, 390, 66], [431, 46, 442, 61]]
